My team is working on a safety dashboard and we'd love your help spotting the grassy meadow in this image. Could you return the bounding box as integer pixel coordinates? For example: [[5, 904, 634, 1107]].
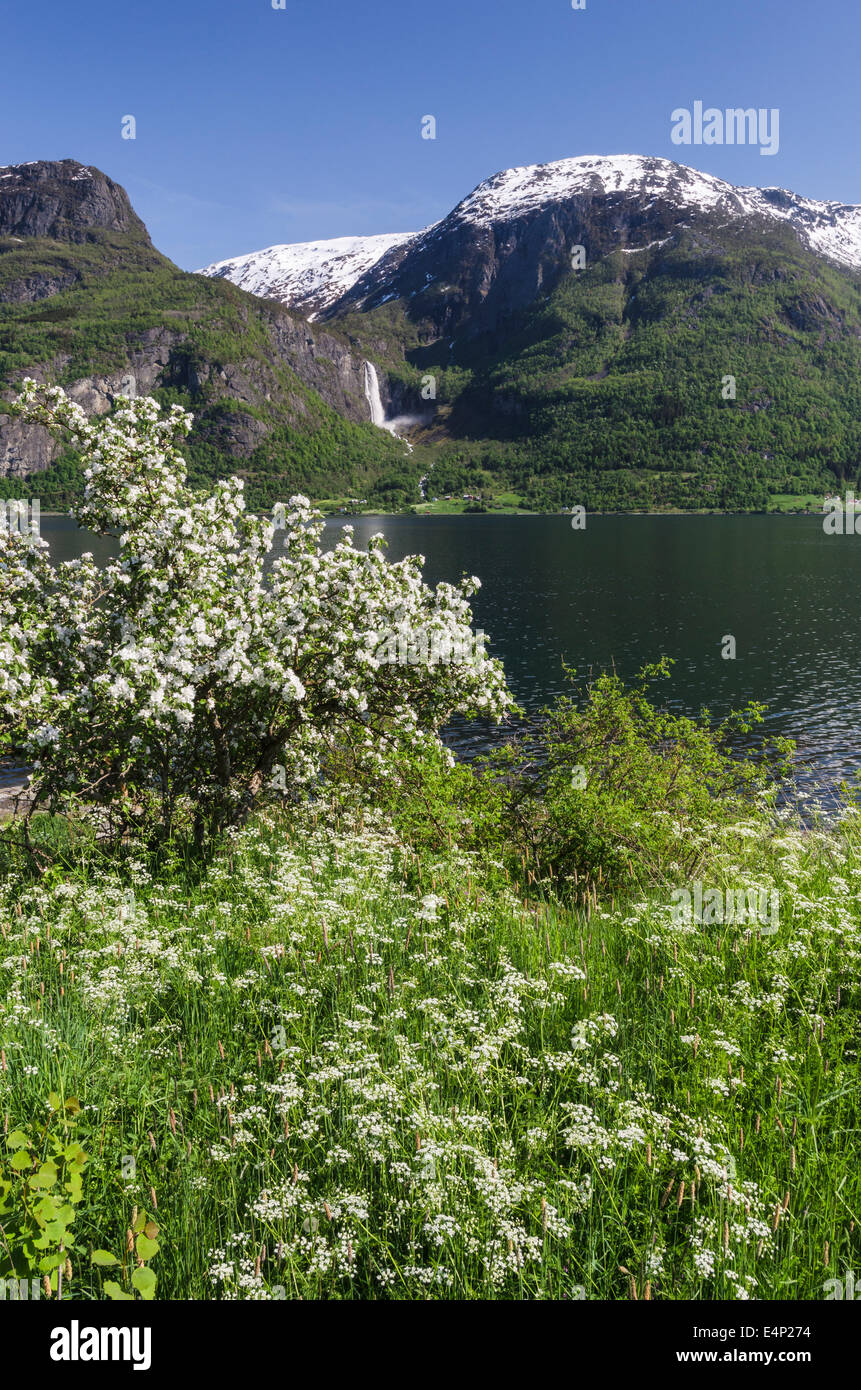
[[1, 786, 859, 1301]]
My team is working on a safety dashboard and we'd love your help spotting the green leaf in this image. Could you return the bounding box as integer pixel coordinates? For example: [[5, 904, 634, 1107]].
[[47, 1092, 62, 1112], [131, 1266, 156, 1300], [104, 1280, 135, 1301], [135, 1234, 159, 1261], [9, 1150, 32, 1171], [43, 1222, 71, 1244], [6, 1130, 30, 1149], [33, 1194, 63, 1220], [29, 1161, 59, 1189], [39, 1252, 66, 1274], [91, 1250, 119, 1266]]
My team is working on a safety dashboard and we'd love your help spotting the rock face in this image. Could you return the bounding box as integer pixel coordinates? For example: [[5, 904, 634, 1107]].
[[0, 267, 81, 304], [0, 160, 150, 244], [0, 418, 58, 480], [266, 310, 385, 420], [0, 313, 380, 481], [0, 328, 184, 478], [0, 308, 381, 479]]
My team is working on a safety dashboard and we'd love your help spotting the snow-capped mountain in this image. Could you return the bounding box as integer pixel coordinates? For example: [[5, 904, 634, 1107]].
[[450, 157, 861, 265], [199, 232, 416, 320], [446, 154, 861, 265], [198, 155, 861, 325]]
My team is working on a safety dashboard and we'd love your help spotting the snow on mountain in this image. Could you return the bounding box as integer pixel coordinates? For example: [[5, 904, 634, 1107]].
[[451, 154, 739, 224], [445, 155, 861, 269], [198, 232, 415, 320], [198, 156, 861, 319]]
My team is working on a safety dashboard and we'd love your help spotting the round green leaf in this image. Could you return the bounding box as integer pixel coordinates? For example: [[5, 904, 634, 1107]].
[[135, 1234, 159, 1261], [29, 1162, 59, 1189], [131, 1266, 157, 1300]]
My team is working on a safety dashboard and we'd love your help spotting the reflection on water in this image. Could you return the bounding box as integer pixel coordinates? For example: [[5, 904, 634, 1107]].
[[27, 511, 861, 803]]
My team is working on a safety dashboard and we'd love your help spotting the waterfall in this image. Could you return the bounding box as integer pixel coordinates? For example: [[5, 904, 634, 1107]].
[[363, 361, 388, 429], [364, 360, 417, 458]]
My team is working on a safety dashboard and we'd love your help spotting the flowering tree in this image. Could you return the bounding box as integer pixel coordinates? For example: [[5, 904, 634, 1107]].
[[0, 381, 511, 850]]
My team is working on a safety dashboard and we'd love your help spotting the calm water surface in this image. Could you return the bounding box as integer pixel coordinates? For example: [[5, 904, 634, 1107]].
[[29, 512, 861, 800]]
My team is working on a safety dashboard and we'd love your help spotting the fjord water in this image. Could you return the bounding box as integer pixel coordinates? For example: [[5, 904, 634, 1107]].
[[36, 512, 861, 800]]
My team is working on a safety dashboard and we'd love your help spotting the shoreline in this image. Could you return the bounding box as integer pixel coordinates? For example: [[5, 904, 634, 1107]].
[[30, 507, 828, 520]]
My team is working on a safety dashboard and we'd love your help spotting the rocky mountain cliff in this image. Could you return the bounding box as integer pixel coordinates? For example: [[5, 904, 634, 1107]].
[[0, 160, 150, 244]]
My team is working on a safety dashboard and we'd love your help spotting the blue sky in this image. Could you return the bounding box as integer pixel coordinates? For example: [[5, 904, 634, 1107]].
[[2, 0, 858, 269]]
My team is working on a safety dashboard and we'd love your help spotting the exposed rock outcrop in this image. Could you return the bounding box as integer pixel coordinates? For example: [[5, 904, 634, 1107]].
[[0, 160, 151, 244]]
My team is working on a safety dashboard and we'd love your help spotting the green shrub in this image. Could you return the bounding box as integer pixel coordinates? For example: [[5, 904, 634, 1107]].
[[0, 1093, 87, 1296], [364, 660, 794, 901]]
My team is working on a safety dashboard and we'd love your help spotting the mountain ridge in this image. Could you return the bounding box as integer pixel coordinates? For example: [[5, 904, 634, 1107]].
[[200, 232, 417, 321], [199, 155, 861, 321]]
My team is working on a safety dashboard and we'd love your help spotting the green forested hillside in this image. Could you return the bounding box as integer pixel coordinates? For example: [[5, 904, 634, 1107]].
[[341, 220, 861, 511]]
